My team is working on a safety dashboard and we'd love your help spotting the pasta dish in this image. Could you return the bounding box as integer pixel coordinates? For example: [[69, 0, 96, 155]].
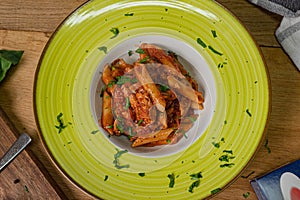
[[100, 43, 204, 147]]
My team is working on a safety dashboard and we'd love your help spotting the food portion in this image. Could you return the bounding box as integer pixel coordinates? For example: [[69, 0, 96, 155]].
[[100, 43, 204, 147]]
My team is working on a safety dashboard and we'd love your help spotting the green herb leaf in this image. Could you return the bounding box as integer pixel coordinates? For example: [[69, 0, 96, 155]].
[[212, 142, 220, 148], [138, 172, 145, 177], [128, 50, 133, 56], [246, 109, 252, 117], [243, 192, 250, 198], [124, 13, 134, 16], [211, 30, 217, 38], [55, 113, 68, 133], [188, 180, 200, 193], [0, 50, 24, 82], [110, 28, 119, 39], [159, 84, 169, 92], [98, 46, 107, 54], [124, 97, 130, 110], [167, 173, 175, 188], [116, 76, 137, 85], [24, 185, 29, 193], [208, 45, 223, 56], [139, 56, 149, 63], [91, 130, 99, 134], [211, 188, 222, 195], [113, 148, 129, 169], [223, 150, 233, 154], [137, 119, 143, 126], [196, 38, 207, 48], [104, 175, 108, 181], [135, 48, 145, 54], [220, 163, 235, 168]]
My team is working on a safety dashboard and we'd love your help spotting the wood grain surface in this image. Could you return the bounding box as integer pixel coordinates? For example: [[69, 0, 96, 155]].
[[0, 0, 300, 199]]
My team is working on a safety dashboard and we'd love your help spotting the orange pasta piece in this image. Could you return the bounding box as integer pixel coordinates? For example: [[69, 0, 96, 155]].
[[101, 91, 114, 135], [132, 128, 174, 147]]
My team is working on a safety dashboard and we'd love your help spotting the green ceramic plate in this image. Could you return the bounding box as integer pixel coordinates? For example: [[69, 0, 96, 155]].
[[34, 0, 270, 199]]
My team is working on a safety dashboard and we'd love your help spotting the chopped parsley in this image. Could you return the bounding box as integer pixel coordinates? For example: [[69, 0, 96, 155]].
[[167, 173, 175, 188], [128, 50, 133, 56], [211, 30, 218, 38], [104, 175, 108, 181], [116, 76, 137, 85], [246, 109, 252, 117], [24, 185, 29, 193], [219, 154, 235, 162], [211, 188, 221, 195], [220, 163, 235, 168], [110, 28, 119, 39], [113, 148, 129, 169], [159, 84, 169, 92], [135, 48, 145, 54], [138, 173, 145, 177], [243, 192, 250, 198], [208, 45, 223, 56], [91, 130, 99, 134], [124, 12, 134, 16], [124, 97, 130, 110], [212, 142, 220, 148], [137, 119, 143, 126], [196, 37, 207, 48], [188, 172, 202, 193], [98, 46, 107, 54], [107, 80, 116, 88], [55, 113, 68, 133], [139, 56, 149, 63], [223, 150, 233, 154]]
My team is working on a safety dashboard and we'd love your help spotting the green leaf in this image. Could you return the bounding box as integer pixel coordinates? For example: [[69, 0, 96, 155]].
[[0, 50, 24, 82], [98, 46, 107, 54], [110, 28, 119, 39]]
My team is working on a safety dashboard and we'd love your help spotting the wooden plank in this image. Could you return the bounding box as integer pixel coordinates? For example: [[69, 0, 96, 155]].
[[0, 105, 64, 199], [0, 0, 281, 47]]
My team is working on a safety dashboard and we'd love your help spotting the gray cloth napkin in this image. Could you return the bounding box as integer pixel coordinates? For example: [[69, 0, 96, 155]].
[[248, 0, 300, 70]]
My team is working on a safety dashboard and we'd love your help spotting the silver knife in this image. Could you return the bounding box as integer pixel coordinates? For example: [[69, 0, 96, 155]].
[[0, 133, 31, 172]]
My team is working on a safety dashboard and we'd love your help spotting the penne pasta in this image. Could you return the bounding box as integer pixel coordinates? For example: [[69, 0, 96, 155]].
[[134, 64, 166, 112], [132, 128, 174, 147], [99, 43, 205, 147], [101, 91, 114, 135]]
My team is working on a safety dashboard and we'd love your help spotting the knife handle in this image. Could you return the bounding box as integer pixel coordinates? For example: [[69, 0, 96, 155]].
[[0, 133, 31, 172]]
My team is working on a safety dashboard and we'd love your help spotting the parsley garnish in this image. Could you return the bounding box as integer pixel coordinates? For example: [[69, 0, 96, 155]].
[[0, 50, 24, 82], [98, 46, 107, 54], [188, 172, 202, 193], [24, 185, 29, 193], [110, 28, 119, 39], [220, 163, 235, 168], [167, 173, 175, 188], [116, 76, 137, 85], [138, 173, 145, 177], [55, 113, 68, 133], [124, 97, 130, 110], [137, 119, 143, 126], [208, 45, 223, 56], [104, 175, 108, 181], [139, 56, 149, 63], [124, 13, 134, 16], [246, 109, 252, 117], [135, 48, 145, 54], [196, 37, 207, 48], [211, 188, 221, 195], [128, 50, 133, 56], [211, 30, 217, 38], [158, 84, 169, 92], [243, 192, 250, 198], [91, 130, 99, 134], [113, 148, 129, 169], [212, 142, 220, 148], [219, 154, 235, 162]]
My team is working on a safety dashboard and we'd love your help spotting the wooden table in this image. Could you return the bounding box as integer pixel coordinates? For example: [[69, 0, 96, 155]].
[[0, 0, 299, 199]]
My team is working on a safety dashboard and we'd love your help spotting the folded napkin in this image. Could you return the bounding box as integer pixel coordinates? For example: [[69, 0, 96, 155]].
[[248, 0, 300, 70]]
